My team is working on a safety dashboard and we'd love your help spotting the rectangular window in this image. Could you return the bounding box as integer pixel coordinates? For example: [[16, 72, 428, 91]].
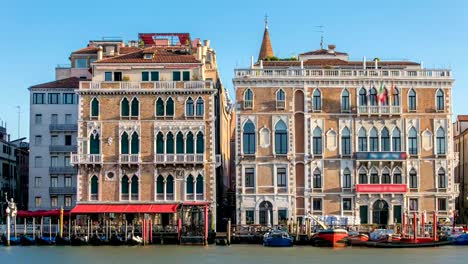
[[437, 198, 447, 211], [65, 135, 72, 146], [246, 210, 254, 225], [35, 114, 42, 124], [183, 71, 190, 81], [63, 93, 75, 104], [151, 71, 159, 81], [75, 58, 87, 68], [50, 156, 59, 167], [33, 93, 46, 104], [105, 72, 112, 81], [51, 135, 59, 145], [343, 198, 352, 211], [51, 196, 58, 207], [65, 196, 72, 207], [277, 168, 287, 187], [312, 198, 322, 211], [141, 71, 149, 81], [409, 198, 418, 211], [35, 135, 42, 145], [51, 176, 58, 187], [35, 196, 42, 207], [278, 209, 288, 225], [65, 176, 72, 187], [64, 156, 71, 167], [245, 168, 255, 188], [173, 71, 181, 81], [48, 93, 60, 104], [65, 114, 72, 124], [51, 114, 58, 124], [114, 72, 122, 81], [34, 177, 42, 188], [34, 156, 42, 168]]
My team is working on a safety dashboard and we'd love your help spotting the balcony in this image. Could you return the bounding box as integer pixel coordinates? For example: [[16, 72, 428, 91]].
[[356, 184, 407, 193], [355, 152, 407, 161], [49, 145, 77, 153], [119, 154, 141, 164], [49, 124, 78, 132], [71, 154, 102, 165], [276, 100, 285, 109], [49, 187, 76, 195], [357, 105, 401, 115], [154, 154, 204, 164], [80, 81, 213, 90], [49, 166, 78, 174]]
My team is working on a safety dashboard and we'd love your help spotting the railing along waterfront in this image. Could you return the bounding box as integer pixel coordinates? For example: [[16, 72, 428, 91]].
[[234, 68, 451, 79], [80, 81, 213, 90]]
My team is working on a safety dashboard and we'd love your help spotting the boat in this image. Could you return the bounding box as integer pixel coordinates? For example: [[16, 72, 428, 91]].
[[20, 235, 36, 246], [1, 235, 22, 246], [35, 236, 55, 245], [364, 239, 452, 248], [55, 235, 71, 246], [89, 234, 107, 246], [310, 229, 348, 247], [126, 234, 143, 245], [347, 231, 369, 242], [109, 234, 126, 246], [71, 235, 89, 246], [263, 230, 294, 247], [453, 234, 468, 245]]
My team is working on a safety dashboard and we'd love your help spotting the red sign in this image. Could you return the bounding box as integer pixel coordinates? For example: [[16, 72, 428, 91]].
[[356, 184, 407, 193]]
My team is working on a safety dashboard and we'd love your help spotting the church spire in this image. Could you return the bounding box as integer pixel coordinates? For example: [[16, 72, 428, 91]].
[[258, 14, 274, 62]]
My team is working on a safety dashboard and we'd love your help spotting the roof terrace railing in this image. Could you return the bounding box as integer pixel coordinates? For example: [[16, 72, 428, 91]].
[[80, 81, 213, 90]]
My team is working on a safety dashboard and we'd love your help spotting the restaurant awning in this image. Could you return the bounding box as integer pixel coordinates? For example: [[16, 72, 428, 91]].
[[71, 204, 179, 214]]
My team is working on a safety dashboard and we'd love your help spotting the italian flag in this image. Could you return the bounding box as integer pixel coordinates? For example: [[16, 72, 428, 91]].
[[378, 82, 387, 104]]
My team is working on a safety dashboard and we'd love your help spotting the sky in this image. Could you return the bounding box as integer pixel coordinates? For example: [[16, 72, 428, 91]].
[[0, 0, 467, 141]]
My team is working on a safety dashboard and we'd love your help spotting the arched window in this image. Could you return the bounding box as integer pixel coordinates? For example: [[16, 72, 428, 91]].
[[156, 132, 164, 154], [343, 168, 351, 188], [176, 132, 184, 154], [156, 98, 165, 116], [244, 89, 253, 109], [341, 127, 351, 155], [186, 175, 194, 199], [313, 169, 322, 188], [276, 89, 285, 109], [358, 127, 367, 152], [369, 127, 379, 152], [436, 89, 444, 111], [382, 168, 391, 184], [166, 175, 174, 199], [436, 127, 446, 155], [166, 132, 174, 154], [166, 97, 174, 116], [156, 175, 164, 199], [438, 168, 446, 188], [91, 98, 99, 117], [408, 127, 418, 155], [196, 175, 204, 199], [313, 89, 321, 111], [392, 127, 401, 151], [196, 97, 204, 116], [312, 127, 322, 155], [392, 87, 400, 106], [341, 89, 350, 111], [196, 132, 204, 154], [121, 175, 129, 200], [359, 87, 367, 106], [381, 127, 390, 151], [131, 175, 139, 200], [243, 121, 257, 154], [131, 132, 139, 154], [370, 168, 379, 184], [186, 97, 194, 116], [121, 132, 129, 154], [131, 98, 139, 117], [393, 168, 402, 184], [409, 169, 417, 188], [275, 120, 288, 154], [369, 87, 378, 106], [90, 133, 100, 154], [186, 132, 194, 154], [359, 168, 368, 184], [408, 89, 416, 111], [121, 97, 129, 117], [90, 175, 98, 200]]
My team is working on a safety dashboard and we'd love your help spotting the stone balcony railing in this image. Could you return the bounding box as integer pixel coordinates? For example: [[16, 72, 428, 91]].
[[49, 124, 78, 132], [80, 81, 213, 90], [119, 154, 141, 164], [154, 154, 204, 164], [71, 154, 102, 165], [49, 166, 78, 174], [357, 105, 401, 115], [49, 187, 76, 195], [49, 145, 77, 153]]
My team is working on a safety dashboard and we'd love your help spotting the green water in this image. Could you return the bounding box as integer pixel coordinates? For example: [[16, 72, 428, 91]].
[[0, 245, 466, 264]]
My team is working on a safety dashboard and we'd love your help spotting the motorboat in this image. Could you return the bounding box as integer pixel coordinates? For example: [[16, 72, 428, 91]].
[[310, 229, 348, 247], [263, 230, 294, 247], [453, 233, 468, 246]]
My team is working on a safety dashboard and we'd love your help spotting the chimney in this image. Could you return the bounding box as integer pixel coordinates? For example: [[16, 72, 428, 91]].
[[97, 46, 103, 61], [196, 43, 202, 61], [250, 56, 254, 68], [204, 40, 210, 49], [327, 44, 336, 54], [363, 56, 367, 69], [260, 60, 263, 69], [374, 58, 378, 69]]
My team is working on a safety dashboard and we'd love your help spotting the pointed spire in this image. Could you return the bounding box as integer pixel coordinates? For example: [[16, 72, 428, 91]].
[[258, 15, 274, 62]]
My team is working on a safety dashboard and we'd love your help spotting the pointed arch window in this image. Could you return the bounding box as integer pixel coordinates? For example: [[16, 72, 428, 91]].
[[369, 127, 379, 152], [121, 132, 129, 154], [243, 121, 255, 154], [381, 127, 390, 151], [166, 97, 174, 116], [196, 97, 204, 116], [244, 89, 253, 109], [392, 128, 401, 151], [343, 168, 351, 188], [91, 98, 99, 117], [409, 169, 418, 188], [90, 133, 100, 154], [186, 97, 194, 116], [436, 89, 444, 111], [382, 168, 391, 184], [156, 175, 164, 200], [196, 175, 204, 199], [131, 175, 139, 200], [276, 89, 285, 109], [121, 175, 129, 200], [156, 98, 165, 116], [370, 168, 379, 184], [359, 168, 368, 184], [186, 175, 194, 200], [275, 120, 288, 155], [438, 168, 446, 188], [436, 127, 446, 155], [392, 87, 400, 106], [186, 132, 194, 154], [341, 127, 351, 155], [341, 89, 350, 111], [156, 132, 164, 154], [166, 175, 174, 200], [358, 127, 367, 152], [196, 132, 204, 154], [313, 89, 321, 111], [90, 175, 98, 200], [359, 88, 367, 106], [131, 98, 139, 117], [176, 132, 184, 154], [313, 169, 322, 188], [393, 168, 402, 184], [408, 89, 416, 111], [131, 132, 139, 154], [312, 127, 322, 155], [408, 127, 418, 155], [369, 87, 378, 106], [166, 132, 174, 154], [121, 97, 130, 117]]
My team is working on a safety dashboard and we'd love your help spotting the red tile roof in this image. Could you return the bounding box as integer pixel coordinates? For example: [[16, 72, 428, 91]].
[[95, 48, 200, 64], [72, 46, 98, 54], [30, 77, 82, 88], [457, 115, 468, 122]]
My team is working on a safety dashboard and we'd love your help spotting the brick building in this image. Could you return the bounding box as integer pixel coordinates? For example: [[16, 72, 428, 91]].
[[233, 24, 459, 226], [454, 115, 468, 224]]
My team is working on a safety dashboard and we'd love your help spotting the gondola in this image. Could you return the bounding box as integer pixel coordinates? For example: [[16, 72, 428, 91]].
[[55, 235, 71, 246], [71, 235, 89, 246], [89, 234, 107, 246], [20, 235, 36, 246], [109, 234, 126, 246], [35, 236, 55, 246], [1, 235, 22, 246], [126, 234, 143, 246]]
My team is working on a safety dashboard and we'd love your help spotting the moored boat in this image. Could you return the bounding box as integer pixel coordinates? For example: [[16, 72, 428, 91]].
[[35, 236, 55, 246], [110, 234, 126, 246], [310, 229, 348, 247], [55, 235, 71, 246], [1, 235, 22, 246], [89, 234, 107, 246], [71, 235, 89, 246], [20, 235, 36, 246], [263, 230, 294, 247], [453, 234, 468, 246]]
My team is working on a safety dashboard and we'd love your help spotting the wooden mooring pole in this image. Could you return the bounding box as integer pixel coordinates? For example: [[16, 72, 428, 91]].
[[227, 219, 231, 245]]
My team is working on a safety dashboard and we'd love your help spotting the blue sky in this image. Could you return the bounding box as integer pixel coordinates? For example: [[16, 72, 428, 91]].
[[1, 0, 467, 140]]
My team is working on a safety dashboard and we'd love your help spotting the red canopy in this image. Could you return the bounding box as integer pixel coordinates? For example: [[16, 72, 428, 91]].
[[17, 209, 71, 218], [71, 204, 179, 214]]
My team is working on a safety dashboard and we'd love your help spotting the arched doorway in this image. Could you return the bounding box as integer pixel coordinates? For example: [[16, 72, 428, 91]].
[[259, 201, 273, 227], [372, 199, 389, 226]]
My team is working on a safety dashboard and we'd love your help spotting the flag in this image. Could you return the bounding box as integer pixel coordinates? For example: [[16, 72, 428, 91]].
[[378, 82, 387, 104]]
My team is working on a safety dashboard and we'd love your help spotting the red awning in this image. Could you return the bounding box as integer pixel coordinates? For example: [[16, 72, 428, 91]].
[[71, 204, 179, 214], [17, 210, 71, 218]]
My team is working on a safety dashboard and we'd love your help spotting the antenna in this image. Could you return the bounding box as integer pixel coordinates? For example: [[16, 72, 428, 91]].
[[264, 13, 269, 29], [313, 25, 325, 49]]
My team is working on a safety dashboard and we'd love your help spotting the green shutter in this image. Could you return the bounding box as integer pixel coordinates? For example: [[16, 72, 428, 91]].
[[121, 133, 129, 154], [121, 98, 129, 116], [90, 135, 100, 154], [196, 133, 204, 154], [166, 176, 174, 194], [196, 175, 203, 194], [121, 176, 129, 194], [131, 133, 139, 154], [91, 177, 98, 194], [166, 133, 174, 153], [151, 71, 159, 81], [131, 176, 138, 194], [360, 206, 368, 224], [393, 205, 402, 224], [156, 177, 164, 193], [166, 98, 174, 116], [142, 72, 149, 81], [131, 99, 139, 117], [176, 133, 184, 154], [156, 98, 164, 116], [156, 133, 164, 154], [183, 71, 190, 81], [91, 99, 99, 117], [186, 175, 194, 194], [186, 133, 194, 154], [173, 71, 181, 81]]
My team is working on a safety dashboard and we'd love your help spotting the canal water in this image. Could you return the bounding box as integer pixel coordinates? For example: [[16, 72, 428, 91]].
[[0, 245, 465, 264]]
